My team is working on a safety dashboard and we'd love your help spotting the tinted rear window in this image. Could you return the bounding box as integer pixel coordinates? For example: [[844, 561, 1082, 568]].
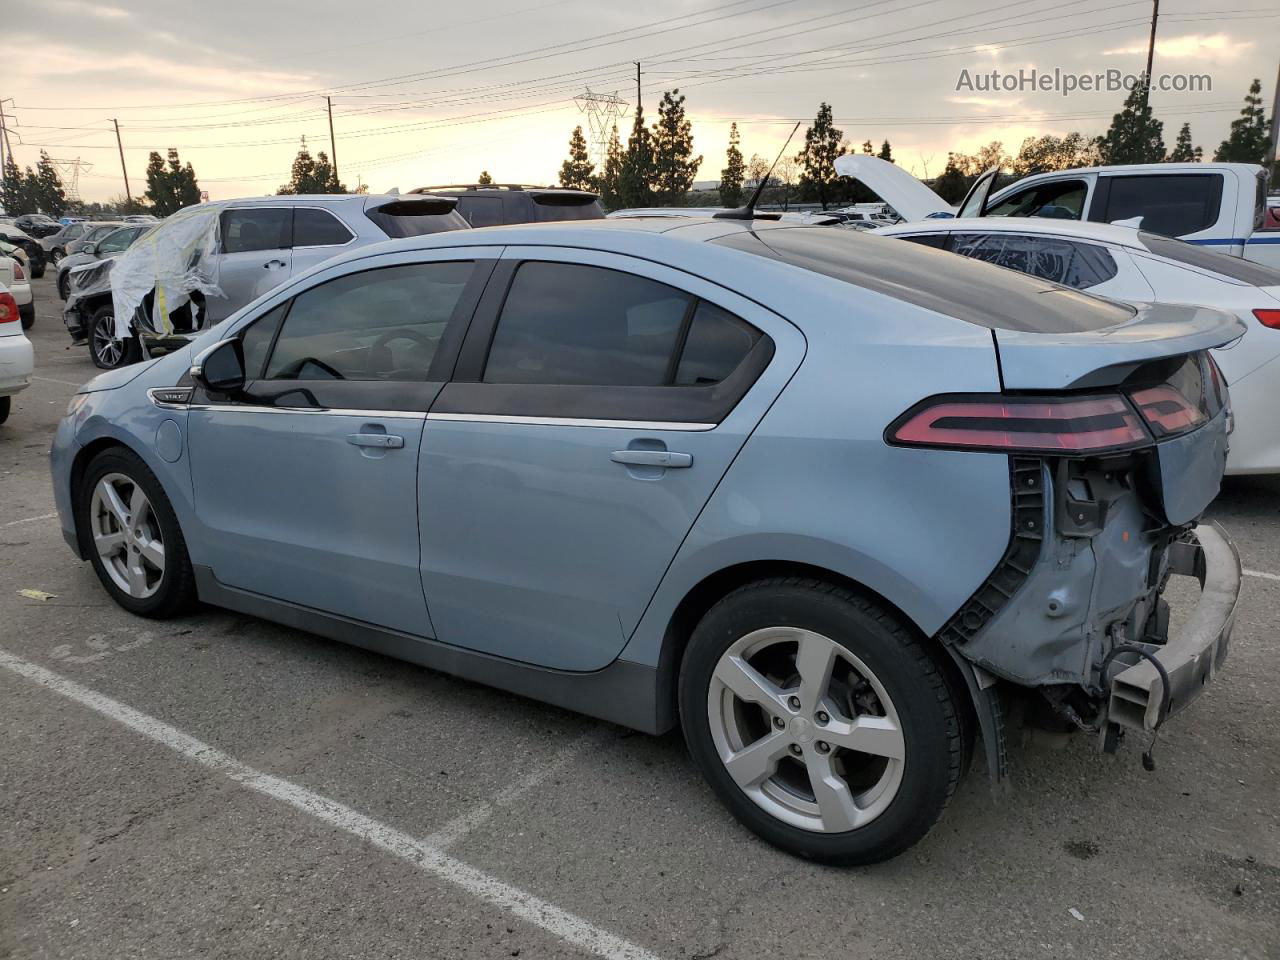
[[365, 199, 470, 238], [712, 226, 1135, 333], [1101, 173, 1221, 236], [531, 192, 605, 223], [1139, 232, 1280, 285]]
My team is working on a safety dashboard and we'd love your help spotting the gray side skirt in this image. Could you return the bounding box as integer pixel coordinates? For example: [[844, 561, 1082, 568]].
[[194, 565, 667, 734]]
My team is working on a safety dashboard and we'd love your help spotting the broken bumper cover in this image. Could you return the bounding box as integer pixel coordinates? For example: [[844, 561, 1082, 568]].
[[1108, 522, 1240, 733]]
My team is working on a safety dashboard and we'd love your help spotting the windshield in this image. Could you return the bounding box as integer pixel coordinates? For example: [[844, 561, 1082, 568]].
[[1140, 232, 1280, 286], [712, 225, 1136, 333]]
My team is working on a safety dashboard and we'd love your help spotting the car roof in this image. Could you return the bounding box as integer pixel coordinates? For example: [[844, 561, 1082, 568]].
[[875, 216, 1148, 250]]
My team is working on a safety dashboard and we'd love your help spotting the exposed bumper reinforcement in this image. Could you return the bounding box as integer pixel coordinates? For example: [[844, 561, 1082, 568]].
[[1108, 522, 1240, 733]]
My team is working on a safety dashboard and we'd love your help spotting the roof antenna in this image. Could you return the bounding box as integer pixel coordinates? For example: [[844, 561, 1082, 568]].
[[714, 121, 802, 220]]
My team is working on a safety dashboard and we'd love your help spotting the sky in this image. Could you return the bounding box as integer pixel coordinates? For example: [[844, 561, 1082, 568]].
[[4, 0, 1278, 204]]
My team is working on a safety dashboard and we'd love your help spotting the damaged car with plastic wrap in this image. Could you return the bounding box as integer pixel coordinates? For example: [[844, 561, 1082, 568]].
[[50, 219, 1243, 865], [61, 194, 469, 369]]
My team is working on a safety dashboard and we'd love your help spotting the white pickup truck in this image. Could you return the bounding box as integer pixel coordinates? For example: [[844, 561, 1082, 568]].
[[836, 156, 1278, 268]]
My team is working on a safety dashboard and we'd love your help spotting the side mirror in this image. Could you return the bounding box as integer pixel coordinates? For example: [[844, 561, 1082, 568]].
[[81, 242, 98, 256], [190, 337, 245, 396]]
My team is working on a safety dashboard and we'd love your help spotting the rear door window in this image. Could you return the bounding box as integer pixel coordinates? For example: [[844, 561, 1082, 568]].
[[949, 232, 1119, 289], [221, 208, 292, 253], [675, 302, 762, 385], [898, 233, 948, 249], [292, 207, 354, 247], [484, 262, 690, 386], [1097, 174, 1222, 236], [986, 180, 1087, 219]]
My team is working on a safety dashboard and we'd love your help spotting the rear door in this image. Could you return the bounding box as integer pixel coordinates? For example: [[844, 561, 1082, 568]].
[[211, 207, 293, 321], [418, 247, 804, 671]]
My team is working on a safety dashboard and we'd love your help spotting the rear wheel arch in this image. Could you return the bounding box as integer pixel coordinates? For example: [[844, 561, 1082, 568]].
[[657, 561, 972, 725]]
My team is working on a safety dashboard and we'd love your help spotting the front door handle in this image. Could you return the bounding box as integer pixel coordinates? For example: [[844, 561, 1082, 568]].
[[347, 433, 404, 449], [610, 449, 692, 468]]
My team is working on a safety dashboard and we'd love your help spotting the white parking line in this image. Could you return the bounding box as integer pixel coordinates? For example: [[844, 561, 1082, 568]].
[[1244, 569, 1280, 582], [0, 650, 663, 960], [30, 375, 83, 388], [3, 512, 57, 528]]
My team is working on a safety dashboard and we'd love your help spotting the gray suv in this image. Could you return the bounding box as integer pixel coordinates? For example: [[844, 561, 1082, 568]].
[[62, 194, 468, 369], [409, 183, 603, 226]]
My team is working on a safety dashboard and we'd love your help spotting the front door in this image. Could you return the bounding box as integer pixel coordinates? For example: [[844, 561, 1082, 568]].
[[188, 254, 492, 636], [210, 206, 293, 321], [419, 250, 803, 672]]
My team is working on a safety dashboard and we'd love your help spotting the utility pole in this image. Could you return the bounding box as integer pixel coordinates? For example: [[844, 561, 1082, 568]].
[[0, 99, 14, 175], [1269, 59, 1280, 174], [1141, 0, 1160, 113], [326, 96, 339, 183], [112, 118, 131, 206], [634, 61, 642, 114]]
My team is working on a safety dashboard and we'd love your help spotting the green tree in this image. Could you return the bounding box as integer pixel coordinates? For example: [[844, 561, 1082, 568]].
[[558, 126, 595, 190], [618, 107, 655, 208], [1095, 82, 1165, 165], [797, 102, 847, 209], [1167, 123, 1200, 162], [598, 125, 626, 210], [278, 140, 346, 195], [1214, 78, 1271, 165], [478, 170, 494, 185], [933, 154, 969, 204], [1, 155, 32, 214], [650, 89, 701, 205], [1011, 132, 1099, 176], [146, 148, 201, 214], [144, 151, 168, 210], [877, 140, 893, 163], [861, 139, 874, 155], [32, 152, 69, 217], [719, 122, 745, 207], [167, 149, 201, 210]]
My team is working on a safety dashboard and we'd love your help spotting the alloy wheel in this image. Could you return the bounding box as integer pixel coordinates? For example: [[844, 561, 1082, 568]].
[[93, 313, 123, 367], [89, 472, 165, 599], [707, 627, 905, 833]]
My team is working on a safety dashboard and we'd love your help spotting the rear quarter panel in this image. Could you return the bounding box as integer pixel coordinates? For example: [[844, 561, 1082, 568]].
[[620, 271, 1012, 668]]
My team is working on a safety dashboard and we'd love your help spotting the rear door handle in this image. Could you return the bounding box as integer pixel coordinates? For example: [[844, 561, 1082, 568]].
[[264, 259, 287, 269], [610, 449, 692, 468], [347, 433, 404, 449]]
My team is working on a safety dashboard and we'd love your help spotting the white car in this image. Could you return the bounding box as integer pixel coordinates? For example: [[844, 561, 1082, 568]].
[[873, 217, 1280, 474], [0, 283, 34, 424], [0, 244, 34, 329]]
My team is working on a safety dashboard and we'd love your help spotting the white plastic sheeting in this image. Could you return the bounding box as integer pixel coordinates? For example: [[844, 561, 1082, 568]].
[[108, 207, 223, 339]]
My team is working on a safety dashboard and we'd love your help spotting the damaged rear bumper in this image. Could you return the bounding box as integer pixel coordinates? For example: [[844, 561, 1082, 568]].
[[1107, 522, 1240, 733]]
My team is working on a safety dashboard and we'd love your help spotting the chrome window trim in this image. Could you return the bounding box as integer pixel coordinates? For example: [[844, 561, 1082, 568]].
[[188, 403, 428, 419], [426, 412, 716, 431]]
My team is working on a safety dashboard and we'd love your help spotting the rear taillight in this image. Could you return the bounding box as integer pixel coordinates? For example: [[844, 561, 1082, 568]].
[[888, 394, 1150, 454], [1129, 384, 1207, 437], [12, 261, 25, 281], [1254, 309, 1280, 329], [0, 292, 17, 324]]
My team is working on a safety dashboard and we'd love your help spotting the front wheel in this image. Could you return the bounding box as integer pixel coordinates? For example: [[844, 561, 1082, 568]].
[[77, 447, 196, 618], [679, 578, 964, 865], [90, 305, 140, 370], [0, 396, 9, 425]]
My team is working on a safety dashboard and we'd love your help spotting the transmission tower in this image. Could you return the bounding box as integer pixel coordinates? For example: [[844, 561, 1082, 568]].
[[574, 88, 629, 171], [47, 157, 92, 203]]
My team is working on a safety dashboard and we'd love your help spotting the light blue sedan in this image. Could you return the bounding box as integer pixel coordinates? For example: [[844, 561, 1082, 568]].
[[50, 218, 1243, 864]]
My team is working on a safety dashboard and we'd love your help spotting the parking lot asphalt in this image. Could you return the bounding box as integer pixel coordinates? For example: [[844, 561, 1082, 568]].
[[2, 275, 1277, 960]]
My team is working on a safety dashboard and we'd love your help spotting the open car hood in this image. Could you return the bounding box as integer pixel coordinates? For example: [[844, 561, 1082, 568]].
[[833, 155, 954, 221], [994, 301, 1247, 391]]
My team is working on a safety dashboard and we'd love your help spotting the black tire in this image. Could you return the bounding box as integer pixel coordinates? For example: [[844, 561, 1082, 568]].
[[57, 271, 70, 301], [19, 302, 34, 330], [679, 577, 964, 866], [0, 396, 9, 425], [89, 305, 140, 370], [50, 248, 64, 265], [76, 447, 196, 618]]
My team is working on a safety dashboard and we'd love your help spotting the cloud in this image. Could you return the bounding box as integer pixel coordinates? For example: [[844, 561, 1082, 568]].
[[49, 0, 130, 19], [1103, 33, 1254, 59]]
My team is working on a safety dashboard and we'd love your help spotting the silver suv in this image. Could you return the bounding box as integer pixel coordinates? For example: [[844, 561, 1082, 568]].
[[63, 194, 469, 369]]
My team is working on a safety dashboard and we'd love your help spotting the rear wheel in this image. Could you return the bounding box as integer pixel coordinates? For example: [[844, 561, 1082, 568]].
[[0, 396, 10, 425], [77, 448, 196, 618], [19, 302, 34, 330], [90, 305, 140, 370], [50, 248, 64, 265], [680, 578, 963, 865]]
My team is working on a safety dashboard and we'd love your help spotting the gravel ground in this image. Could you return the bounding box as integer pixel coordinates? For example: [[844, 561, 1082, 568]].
[[2, 274, 1277, 960]]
